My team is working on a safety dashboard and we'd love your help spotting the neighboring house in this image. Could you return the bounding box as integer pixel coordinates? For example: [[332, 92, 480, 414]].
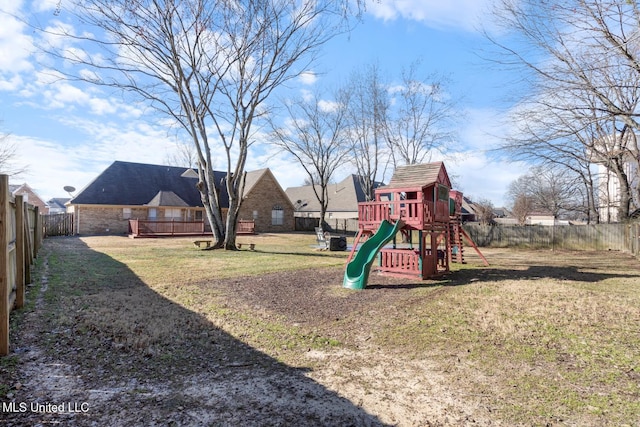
[[285, 175, 384, 221], [67, 161, 294, 235], [46, 198, 71, 214], [460, 196, 478, 222], [594, 161, 639, 222], [9, 183, 48, 214], [525, 211, 570, 226], [589, 133, 640, 222]]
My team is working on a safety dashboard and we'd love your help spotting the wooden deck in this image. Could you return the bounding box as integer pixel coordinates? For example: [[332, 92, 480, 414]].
[[129, 219, 256, 238]]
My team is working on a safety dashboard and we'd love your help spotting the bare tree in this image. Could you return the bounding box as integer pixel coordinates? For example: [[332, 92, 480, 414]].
[[508, 166, 586, 221], [487, 0, 640, 221], [507, 176, 534, 225], [343, 62, 389, 201], [383, 61, 456, 167], [43, 0, 358, 249], [165, 139, 198, 168], [268, 91, 351, 227], [473, 198, 495, 225], [0, 129, 27, 176]]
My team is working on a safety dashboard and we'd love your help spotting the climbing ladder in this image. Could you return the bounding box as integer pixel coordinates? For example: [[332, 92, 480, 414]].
[[447, 217, 489, 267], [448, 219, 464, 263]]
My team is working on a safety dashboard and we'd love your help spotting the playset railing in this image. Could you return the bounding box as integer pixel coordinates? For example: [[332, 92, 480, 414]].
[[358, 198, 450, 230], [378, 248, 421, 276]]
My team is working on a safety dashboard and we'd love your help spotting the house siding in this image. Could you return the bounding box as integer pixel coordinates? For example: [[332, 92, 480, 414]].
[[71, 205, 209, 235], [239, 172, 295, 232], [72, 205, 132, 235]]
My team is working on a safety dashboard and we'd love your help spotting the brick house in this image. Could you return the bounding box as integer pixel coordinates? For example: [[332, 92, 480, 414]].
[[9, 183, 48, 214], [67, 161, 294, 235]]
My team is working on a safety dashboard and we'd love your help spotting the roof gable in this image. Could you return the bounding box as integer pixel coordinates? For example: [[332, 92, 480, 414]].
[[145, 191, 189, 207]]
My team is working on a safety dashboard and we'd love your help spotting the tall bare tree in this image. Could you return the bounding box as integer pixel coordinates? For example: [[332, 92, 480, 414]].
[[487, 0, 640, 221], [44, 0, 358, 249], [343, 62, 389, 201], [268, 91, 351, 227], [383, 61, 457, 167]]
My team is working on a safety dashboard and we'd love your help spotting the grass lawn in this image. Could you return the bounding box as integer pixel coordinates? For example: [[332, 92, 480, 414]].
[[4, 233, 640, 426]]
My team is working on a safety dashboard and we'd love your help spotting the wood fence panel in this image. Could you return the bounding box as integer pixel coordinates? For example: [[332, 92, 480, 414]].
[[1, 175, 13, 355], [1, 174, 39, 355], [463, 223, 639, 254], [43, 213, 74, 237]]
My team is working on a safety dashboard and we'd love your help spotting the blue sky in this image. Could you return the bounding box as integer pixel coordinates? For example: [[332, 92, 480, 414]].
[[0, 0, 525, 207]]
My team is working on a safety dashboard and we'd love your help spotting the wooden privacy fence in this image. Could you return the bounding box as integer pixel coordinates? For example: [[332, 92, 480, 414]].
[[463, 223, 640, 256], [1, 175, 42, 355], [43, 212, 74, 237]]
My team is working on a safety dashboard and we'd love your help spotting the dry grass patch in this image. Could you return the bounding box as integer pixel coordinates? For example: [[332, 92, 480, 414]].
[[379, 249, 640, 425]]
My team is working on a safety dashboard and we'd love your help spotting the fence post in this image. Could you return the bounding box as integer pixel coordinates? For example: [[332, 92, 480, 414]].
[[0, 175, 10, 355], [32, 206, 40, 256], [15, 195, 25, 309]]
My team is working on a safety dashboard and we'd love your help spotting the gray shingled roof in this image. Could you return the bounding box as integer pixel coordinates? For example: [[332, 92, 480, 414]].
[[286, 175, 384, 213], [47, 198, 71, 209], [69, 161, 226, 207]]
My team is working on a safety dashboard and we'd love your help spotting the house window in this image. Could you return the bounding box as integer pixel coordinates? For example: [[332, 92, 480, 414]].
[[165, 208, 182, 219], [195, 210, 203, 221], [271, 205, 284, 226], [148, 208, 157, 220], [253, 210, 259, 220], [123, 208, 132, 219]]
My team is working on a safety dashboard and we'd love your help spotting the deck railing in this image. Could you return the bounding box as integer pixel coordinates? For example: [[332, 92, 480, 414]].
[[129, 219, 207, 237], [129, 219, 256, 237], [237, 220, 256, 235], [358, 199, 448, 230]]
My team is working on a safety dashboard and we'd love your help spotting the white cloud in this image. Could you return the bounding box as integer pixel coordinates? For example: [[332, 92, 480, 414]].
[[10, 115, 179, 200], [0, 74, 23, 91], [437, 106, 527, 206], [298, 71, 317, 85], [366, 0, 493, 32], [318, 99, 339, 113], [0, 7, 35, 73], [33, 0, 61, 13]]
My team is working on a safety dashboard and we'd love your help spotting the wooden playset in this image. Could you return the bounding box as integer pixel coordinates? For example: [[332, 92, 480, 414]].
[[345, 162, 488, 284]]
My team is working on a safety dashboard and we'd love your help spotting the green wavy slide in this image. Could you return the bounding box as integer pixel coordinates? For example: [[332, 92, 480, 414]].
[[343, 219, 403, 290]]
